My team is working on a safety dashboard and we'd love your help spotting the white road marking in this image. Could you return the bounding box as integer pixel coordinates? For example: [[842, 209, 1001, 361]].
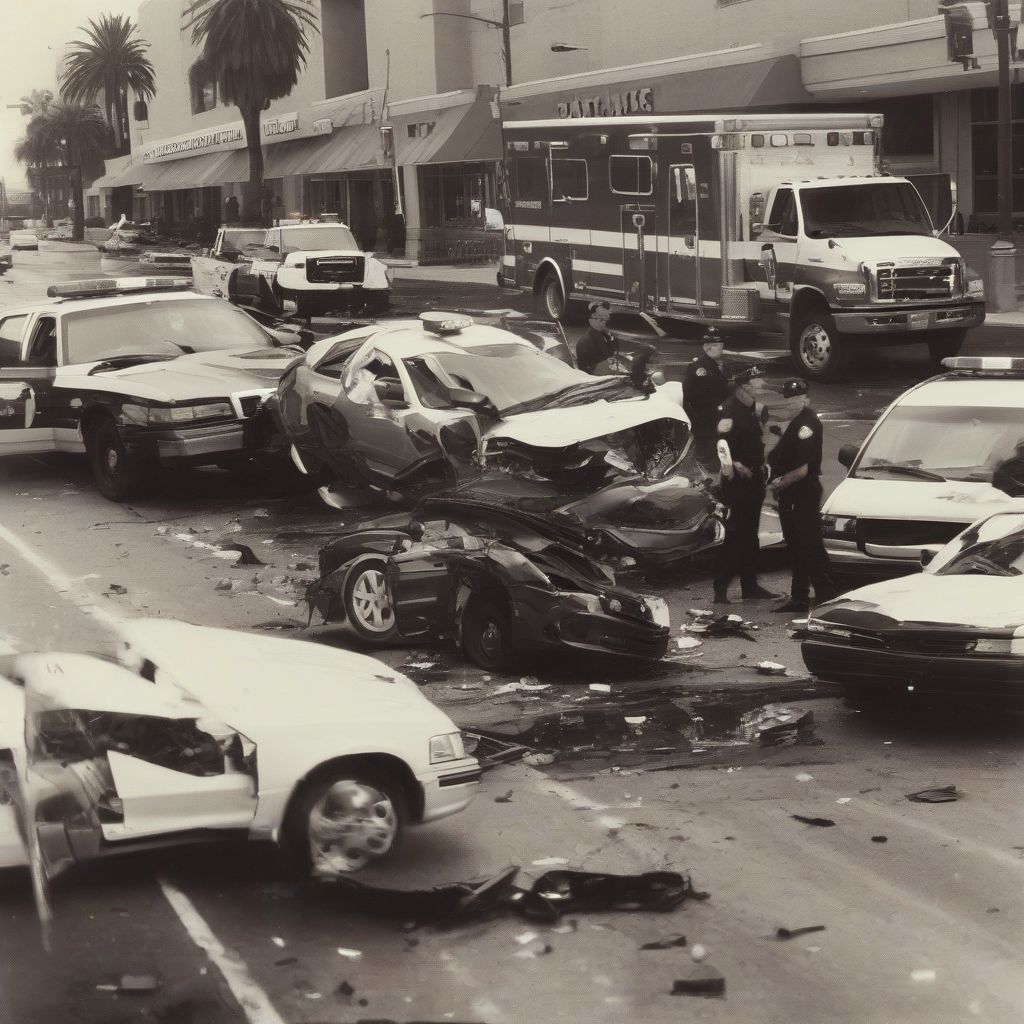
[[159, 878, 286, 1024]]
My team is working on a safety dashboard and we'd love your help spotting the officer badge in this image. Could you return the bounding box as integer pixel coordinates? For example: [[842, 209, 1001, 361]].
[[717, 418, 733, 433], [798, 425, 814, 439], [696, 367, 707, 377]]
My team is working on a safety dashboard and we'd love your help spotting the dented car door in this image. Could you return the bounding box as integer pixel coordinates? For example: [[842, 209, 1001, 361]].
[[387, 547, 460, 636]]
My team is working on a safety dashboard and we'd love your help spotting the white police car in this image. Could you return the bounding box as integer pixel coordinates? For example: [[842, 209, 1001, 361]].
[[822, 356, 1024, 576], [0, 277, 299, 500]]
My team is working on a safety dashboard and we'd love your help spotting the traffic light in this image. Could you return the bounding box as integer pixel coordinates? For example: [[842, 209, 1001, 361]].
[[938, 1, 981, 70]]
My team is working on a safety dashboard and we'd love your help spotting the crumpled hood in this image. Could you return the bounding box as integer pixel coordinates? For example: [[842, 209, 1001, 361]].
[[74, 349, 298, 401], [485, 395, 688, 448], [816, 573, 1023, 631], [823, 478, 1016, 523], [839, 234, 960, 266]]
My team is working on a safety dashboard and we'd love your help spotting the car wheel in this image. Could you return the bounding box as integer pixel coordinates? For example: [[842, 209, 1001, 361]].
[[790, 309, 851, 382], [461, 592, 516, 671], [285, 764, 406, 876], [926, 330, 966, 368], [86, 418, 148, 501], [343, 559, 399, 642], [536, 271, 566, 320]]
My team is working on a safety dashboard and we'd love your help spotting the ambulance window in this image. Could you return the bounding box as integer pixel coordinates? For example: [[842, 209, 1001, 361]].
[[610, 155, 652, 196], [511, 158, 548, 205], [767, 189, 798, 237], [0, 315, 28, 367], [552, 159, 588, 201]]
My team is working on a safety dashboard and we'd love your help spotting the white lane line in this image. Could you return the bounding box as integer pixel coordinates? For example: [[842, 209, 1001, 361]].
[[159, 878, 287, 1024], [0, 521, 125, 632]]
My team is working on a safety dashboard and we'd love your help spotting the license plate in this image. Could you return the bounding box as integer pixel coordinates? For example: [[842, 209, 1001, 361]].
[[643, 596, 670, 627], [909, 311, 929, 330]]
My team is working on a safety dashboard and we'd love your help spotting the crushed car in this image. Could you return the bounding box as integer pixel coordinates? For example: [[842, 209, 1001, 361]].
[[0, 619, 479, 900], [0, 277, 302, 500], [266, 312, 690, 498], [802, 507, 1024, 700], [307, 497, 672, 670]]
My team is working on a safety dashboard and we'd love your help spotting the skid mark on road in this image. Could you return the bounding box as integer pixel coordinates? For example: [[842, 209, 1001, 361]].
[[159, 879, 286, 1024]]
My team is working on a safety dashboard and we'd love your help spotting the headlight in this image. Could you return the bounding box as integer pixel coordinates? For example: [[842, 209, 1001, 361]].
[[973, 638, 1013, 653], [967, 278, 984, 296], [807, 618, 852, 639], [125, 401, 234, 425], [833, 281, 866, 297], [429, 732, 466, 763], [821, 514, 858, 539]]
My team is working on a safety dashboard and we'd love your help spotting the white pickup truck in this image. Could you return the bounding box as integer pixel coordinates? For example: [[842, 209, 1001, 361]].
[[191, 221, 392, 317]]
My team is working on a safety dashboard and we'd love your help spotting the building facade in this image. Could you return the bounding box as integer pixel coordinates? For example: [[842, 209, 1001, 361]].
[[85, 0, 1022, 263]]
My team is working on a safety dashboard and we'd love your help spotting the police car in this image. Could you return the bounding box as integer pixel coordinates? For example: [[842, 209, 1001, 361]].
[[0, 278, 300, 500], [822, 356, 1024, 576]]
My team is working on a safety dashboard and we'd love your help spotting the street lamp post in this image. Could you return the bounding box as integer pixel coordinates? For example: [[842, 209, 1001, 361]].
[[419, 1, 513, 87]]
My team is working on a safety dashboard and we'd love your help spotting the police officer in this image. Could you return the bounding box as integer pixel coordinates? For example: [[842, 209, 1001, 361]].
[[712, 368, 777, 604], [575, 300, 618, 374], [683, 327, 731, 472], [768, 378, 838, 613]]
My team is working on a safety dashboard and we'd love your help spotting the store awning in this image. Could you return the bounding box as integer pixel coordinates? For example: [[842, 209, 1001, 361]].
[[292, 123, 386, 175], [387, 92, 501, 166], [264, 134, 335, 178]]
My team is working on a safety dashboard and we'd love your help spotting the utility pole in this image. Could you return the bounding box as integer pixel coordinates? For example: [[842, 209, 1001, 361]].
[[993, 0, 1013, 240], [419, 2, 512, 87]]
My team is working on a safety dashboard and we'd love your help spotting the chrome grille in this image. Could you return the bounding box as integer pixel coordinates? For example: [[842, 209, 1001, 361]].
[[306, 255, 364, 284], [875, 263, 957, 301]]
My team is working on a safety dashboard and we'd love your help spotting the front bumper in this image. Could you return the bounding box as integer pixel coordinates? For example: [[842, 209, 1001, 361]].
[[832, 302, 984, 336], [417, 757, 481, 823], [552, 611, 670, 660], [802, 638, 1023, 698], [124, 421, 254, 463], [825, 536, 947, 577]]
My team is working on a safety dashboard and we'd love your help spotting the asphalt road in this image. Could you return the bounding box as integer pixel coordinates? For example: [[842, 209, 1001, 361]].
[[0, 243, 1021, 1024]]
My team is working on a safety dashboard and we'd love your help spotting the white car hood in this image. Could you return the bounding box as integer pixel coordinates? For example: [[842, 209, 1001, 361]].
[[824, 478, 1017, 523], [822, 573, 1023, 631], [840, 235, 960, 265], [286, 248, 368, 260], [486, 394, 688, 449]]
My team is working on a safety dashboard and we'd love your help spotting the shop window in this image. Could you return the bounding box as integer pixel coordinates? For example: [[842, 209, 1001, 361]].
[[552, 159, 587, 202], [321, 0, 369, 97], [609, 155, 652, 196], [510, 158, 548, 205]]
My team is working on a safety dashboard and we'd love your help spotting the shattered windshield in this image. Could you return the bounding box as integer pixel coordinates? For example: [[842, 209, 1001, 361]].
[[854, 406, 1024, 487], [929, 512, 1024, 576], [415, 344, 593, 414], [64, 299, 274, 364], [220, 229, 265, 254], [280, 226, 359, 252], [800, 183, 933, 238]]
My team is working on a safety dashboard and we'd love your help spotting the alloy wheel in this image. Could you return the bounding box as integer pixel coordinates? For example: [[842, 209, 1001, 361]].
[[307, 780, 398, 874]]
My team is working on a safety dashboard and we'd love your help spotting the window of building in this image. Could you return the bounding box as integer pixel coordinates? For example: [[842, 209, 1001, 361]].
[[508, 1, 525, 25], [510, 158, 548, 205], [551, 159, 587, 201], [321, 0, 369, 98], [190, 66, 217, 114], [609, 155, 652, 196], [971, 84, 1024, 215]]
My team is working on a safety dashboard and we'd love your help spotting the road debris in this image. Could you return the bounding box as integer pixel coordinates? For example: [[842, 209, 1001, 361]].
[[740, 704, 814, 747], [910, 969, 937, 983], [117, 975, 160, 994], [871, 835, 888, 843], [589, 683, 612, 693], [105, 583, 127, 596], [220, 542, 265, 565], [791, 815, 836, 828], [775, 925, 826, 940], [494, 791, 514, 803], [271, 936, 286, 947], [336, 947, 363, 961], [640, 934, 688, 950], [671, 964, 726, 997], [906, 785, 959, 803], [523, 752, 555, 766], [756, 661, 787, 676]]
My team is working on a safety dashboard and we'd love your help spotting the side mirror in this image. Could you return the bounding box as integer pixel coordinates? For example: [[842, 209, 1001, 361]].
[[838, 443, 858, 469], [920, 549, 935, 568], [447, 386, 491, 411]]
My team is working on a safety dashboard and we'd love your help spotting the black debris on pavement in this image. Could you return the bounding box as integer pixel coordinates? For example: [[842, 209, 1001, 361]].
[[494, 790, 514, 803], [871, 835, 888, 843], [275, 957, 298, 966], [117, 974, 160, 994], [220, 542, 265, 566], [463, 732, 529, 771], [337, 980, 356, 997], [775, 925, 826, 940], [671, 968, 726, 997], [791, 815, 836, 828], [906, 785, 959, 803], [640, 934, 688, 950], [106, 583, 128, 595]]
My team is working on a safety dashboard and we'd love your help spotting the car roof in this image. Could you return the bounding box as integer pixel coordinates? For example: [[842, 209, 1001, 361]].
[[895, 377, 1024, 408], [0, 289, 220, 318]]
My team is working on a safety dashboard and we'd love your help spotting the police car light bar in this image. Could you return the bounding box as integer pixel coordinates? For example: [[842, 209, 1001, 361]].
[[942, 355, 1024, 374], [46, 277, 193, 299], [420, 311, 473, 335]]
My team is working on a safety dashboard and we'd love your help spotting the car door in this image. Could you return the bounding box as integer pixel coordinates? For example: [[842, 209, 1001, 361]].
[[386, 545, 460, 636], [0, 312, 56, 455], [665, 163, 700, 310]]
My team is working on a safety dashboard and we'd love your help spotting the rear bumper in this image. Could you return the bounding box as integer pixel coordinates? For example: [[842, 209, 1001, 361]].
[[418, 758, 481, 823], [832, 302, 984, 336]]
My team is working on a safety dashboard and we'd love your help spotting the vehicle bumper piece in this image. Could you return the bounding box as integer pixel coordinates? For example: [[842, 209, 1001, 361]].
[[418, 757, 481, 823], [554, 612, 670, 660], [150, 422, 246, 460], [832, 302, 984, 336]]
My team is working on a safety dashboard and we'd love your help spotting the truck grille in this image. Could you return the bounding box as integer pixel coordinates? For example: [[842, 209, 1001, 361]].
[[306, 256, 364, 284], [876, 263, 957, 301], [857, 518, 963, 546], [823, 628, 986, 656]]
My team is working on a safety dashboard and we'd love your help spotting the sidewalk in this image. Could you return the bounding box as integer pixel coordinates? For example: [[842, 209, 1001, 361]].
[[385, 261, 498, 286]]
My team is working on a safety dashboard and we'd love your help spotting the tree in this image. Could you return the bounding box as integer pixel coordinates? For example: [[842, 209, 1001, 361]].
[[184, 0, 318, 225], [14, 129, 60, 225], [16, 89, 54, 119], [60, 14, 155, 152], [30, 101, 111, 241]]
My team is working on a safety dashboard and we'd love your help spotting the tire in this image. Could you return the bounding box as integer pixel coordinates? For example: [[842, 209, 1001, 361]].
[[284, 763, 407, 876], [461, 592, 516, 671], [536, 271, 566, 320], [86, 418, 148, 501], [790, 308, 851, 382], [926, 330, 966, 369], [343, 558, 399, 642]]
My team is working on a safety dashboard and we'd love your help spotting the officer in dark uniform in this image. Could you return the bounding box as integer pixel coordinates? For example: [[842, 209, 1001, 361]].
[[712, 368, 777, 604], [768, 378, 838, 613], [683, 327, 731, 472], [575, 300, 618, 374]]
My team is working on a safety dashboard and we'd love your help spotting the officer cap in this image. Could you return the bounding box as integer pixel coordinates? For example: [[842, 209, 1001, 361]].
[[702, 326, 722, 346], [728, 365, 762, 389], [781, 378, 809, 397]]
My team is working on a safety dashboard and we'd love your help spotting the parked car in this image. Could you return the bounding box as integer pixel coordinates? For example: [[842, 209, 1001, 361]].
[[821, 356, 1024, 579], [802, 506, 1024, 700], [0, 277, 299, 500], [9, 229, 38, 251], [0, 619, 479, 891], [267, 312, 689, 498], [307, 497, 672, 669]]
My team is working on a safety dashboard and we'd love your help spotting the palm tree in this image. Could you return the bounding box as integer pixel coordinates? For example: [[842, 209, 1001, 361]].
[[184, 0, 318, 225], [16, 89, 54, 118], [30, 101, 111, 241], [60, 14, 155, 152], [14, 130, 60, 225]]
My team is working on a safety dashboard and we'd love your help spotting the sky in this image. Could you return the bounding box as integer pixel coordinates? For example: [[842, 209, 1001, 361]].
[[0, 0, 141, 190]]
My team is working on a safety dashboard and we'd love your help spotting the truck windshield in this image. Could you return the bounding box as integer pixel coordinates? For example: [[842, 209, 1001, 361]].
[[280, 226, 358, 252], [853, 405, 1024, 488], [800, 183, 933, 238]]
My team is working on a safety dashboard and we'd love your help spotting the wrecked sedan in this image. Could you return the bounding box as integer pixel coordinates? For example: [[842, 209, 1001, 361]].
[[0, 277, 301, 500], [803, 507, 1024, 700], [307, 497, 672, 670], [0, 619, 479, 883], [266, 312, 690, 496]]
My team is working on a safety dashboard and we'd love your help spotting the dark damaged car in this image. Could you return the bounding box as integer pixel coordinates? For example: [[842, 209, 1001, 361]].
[[306, 497, 672, 670], [802, 507, 1024, 701]]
